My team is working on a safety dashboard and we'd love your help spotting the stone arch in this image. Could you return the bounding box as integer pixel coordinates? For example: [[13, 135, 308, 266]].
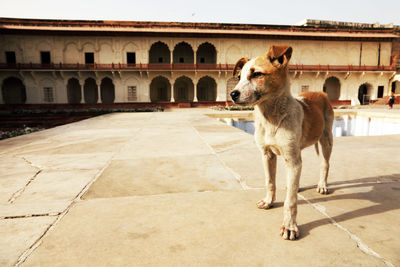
[[64, 42, 80, 63], [149, 41, 170, 63], [196, 42, 216, 64], [226, 77, 239, 101], [36, 41, 52, 52], [122, 42, 139, 63], [197, 76, 217, 101], [323, 76, 341, 101], [1, 77, 26, 104], [82, 42, 96, 52], [358, 82, 373, 105], [122, 42, 139, 52], [150, 76, 171, 102], [173, 42, 194, 64], [174, 76, 194, 102], [67, 78, 81, 104], [84, 77, 98, 103], [100, 77, 115, 103], [226, 45, 241, 64]]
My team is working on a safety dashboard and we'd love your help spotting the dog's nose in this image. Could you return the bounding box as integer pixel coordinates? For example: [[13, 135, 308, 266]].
[[230, 90, 240, 102]]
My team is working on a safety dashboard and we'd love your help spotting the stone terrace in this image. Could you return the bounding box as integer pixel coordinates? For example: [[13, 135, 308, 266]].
[[0, 109, 399, 266]]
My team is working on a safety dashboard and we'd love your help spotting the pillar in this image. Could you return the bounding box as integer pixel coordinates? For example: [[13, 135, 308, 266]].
[[79, 80, 84, 103], [96, 80, 101, 103], [170, 80, 175, 102], [193, 78, 198, 102]]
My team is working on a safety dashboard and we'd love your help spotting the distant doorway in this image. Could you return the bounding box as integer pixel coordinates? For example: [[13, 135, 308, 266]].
[[67, 78, 81, 104], [358, 83, 373, 105], [2, 77, 26, 104], [197, 76, 217, 101], [84, 78, 98, 103], [323, 77, 340, 101], [150, 76, 171, 102], [100, 77, 115, 103], [174, 76, 194, 102]]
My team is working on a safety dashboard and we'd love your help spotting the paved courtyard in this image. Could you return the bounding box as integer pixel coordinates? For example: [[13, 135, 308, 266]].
[[0, 109, 399, 266]]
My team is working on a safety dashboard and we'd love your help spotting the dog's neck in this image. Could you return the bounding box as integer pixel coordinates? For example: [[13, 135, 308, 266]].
[[255, 79, 294, 125]]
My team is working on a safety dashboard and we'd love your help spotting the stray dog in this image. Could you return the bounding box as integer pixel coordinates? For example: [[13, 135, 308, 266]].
[[230, 45, 333, 240]]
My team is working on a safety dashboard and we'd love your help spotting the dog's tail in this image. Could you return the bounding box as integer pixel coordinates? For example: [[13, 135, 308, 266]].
[[314, 143, 320, 156]]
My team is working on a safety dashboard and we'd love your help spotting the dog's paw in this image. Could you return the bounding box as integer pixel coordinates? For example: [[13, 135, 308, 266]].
[[316, 184, 329, 194], [280, 225, 299, 240], [256, 199, 274, 209]]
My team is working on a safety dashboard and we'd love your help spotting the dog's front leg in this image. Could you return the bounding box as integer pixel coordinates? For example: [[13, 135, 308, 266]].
[[257, 149, 277, 209], [280, 149, 302, 240]]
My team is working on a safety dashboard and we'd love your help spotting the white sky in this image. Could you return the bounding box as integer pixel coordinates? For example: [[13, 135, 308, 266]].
[[1, 0, 400, 26]]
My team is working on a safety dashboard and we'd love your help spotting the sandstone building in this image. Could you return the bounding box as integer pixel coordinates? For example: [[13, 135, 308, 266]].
[[0, 18, 399, 107]]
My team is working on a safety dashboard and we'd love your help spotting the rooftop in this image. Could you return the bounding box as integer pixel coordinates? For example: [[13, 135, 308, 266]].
[[0, 17, 398, 40]]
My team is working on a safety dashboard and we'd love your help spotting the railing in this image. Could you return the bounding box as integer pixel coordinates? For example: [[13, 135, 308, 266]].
[[0, 63, 396, 72], [289, 64, 396, 72]]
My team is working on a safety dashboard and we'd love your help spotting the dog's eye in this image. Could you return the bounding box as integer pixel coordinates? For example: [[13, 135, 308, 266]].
[[251, 72, 265, 79]]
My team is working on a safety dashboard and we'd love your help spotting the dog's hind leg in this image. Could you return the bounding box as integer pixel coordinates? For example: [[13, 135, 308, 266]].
[[257, 149, 277, 209], [317, 127, 333, 194]]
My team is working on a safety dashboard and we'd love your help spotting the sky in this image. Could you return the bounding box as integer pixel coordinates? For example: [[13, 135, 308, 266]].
[[1, 0, 400, 26]]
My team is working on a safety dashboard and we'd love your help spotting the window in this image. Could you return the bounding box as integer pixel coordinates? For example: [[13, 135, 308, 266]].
[[5, 51, 16, 64], [377, 86, 384, 98], [158, 57, 163, 63], [85, 52, 94, 64], [127, 52, 136, 64], [41, 51, 51, 64], [179, 57, 184, 63], [301, 85, 309, 92], [127, 86, 137, 101], [43, 87, 54, 103]]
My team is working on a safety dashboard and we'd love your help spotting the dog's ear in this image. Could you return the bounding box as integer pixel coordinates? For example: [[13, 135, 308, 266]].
[[267, 45, 292, 67], [233, 57, 250, 77]]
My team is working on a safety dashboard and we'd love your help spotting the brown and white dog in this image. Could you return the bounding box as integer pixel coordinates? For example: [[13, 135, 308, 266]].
[[230, 45, 334, 240]]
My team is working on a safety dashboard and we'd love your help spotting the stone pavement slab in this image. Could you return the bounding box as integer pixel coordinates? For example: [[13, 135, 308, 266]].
[[0, 109, 399, 266], [83, 154, 241, 199], [0, 216, 56, 266], [23, 190, 384, 267]]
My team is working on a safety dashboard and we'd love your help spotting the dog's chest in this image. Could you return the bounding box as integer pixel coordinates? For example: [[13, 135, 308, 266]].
[[254, 120, 283, 155]]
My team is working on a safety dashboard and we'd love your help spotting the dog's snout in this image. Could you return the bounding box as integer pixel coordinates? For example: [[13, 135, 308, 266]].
[[230, 90, 240, 102]]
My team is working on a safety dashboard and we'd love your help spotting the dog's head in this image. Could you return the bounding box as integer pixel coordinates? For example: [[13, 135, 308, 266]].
[[230, 45, 292, 105]]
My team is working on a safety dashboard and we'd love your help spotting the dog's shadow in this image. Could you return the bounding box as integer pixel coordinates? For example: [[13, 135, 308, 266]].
[[277, 174, 400, 240]]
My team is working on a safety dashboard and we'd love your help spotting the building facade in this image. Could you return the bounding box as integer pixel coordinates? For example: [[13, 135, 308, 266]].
[[0, 18, 399, 107]]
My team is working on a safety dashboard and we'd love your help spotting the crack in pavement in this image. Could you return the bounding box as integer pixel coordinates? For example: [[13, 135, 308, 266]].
[[13, 117, 155, 267], [8, 170, 42, 204], [298, 193, 395, 267], [191, 123, 251, 190], [2, 213, 60, 220]]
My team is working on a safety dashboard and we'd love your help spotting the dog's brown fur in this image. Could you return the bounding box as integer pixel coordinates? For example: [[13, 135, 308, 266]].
[[231, 45, 334, 240]]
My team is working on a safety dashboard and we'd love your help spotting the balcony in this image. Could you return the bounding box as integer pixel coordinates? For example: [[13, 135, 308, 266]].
[[0, 63, 396, 72]]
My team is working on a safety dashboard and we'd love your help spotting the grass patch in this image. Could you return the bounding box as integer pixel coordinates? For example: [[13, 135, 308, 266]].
[[212, 105, 254, 111], [0, 127, 44, 140]]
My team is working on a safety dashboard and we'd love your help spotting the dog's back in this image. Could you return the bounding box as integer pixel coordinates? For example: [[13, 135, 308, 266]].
[[296, 92, 334, 149]]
